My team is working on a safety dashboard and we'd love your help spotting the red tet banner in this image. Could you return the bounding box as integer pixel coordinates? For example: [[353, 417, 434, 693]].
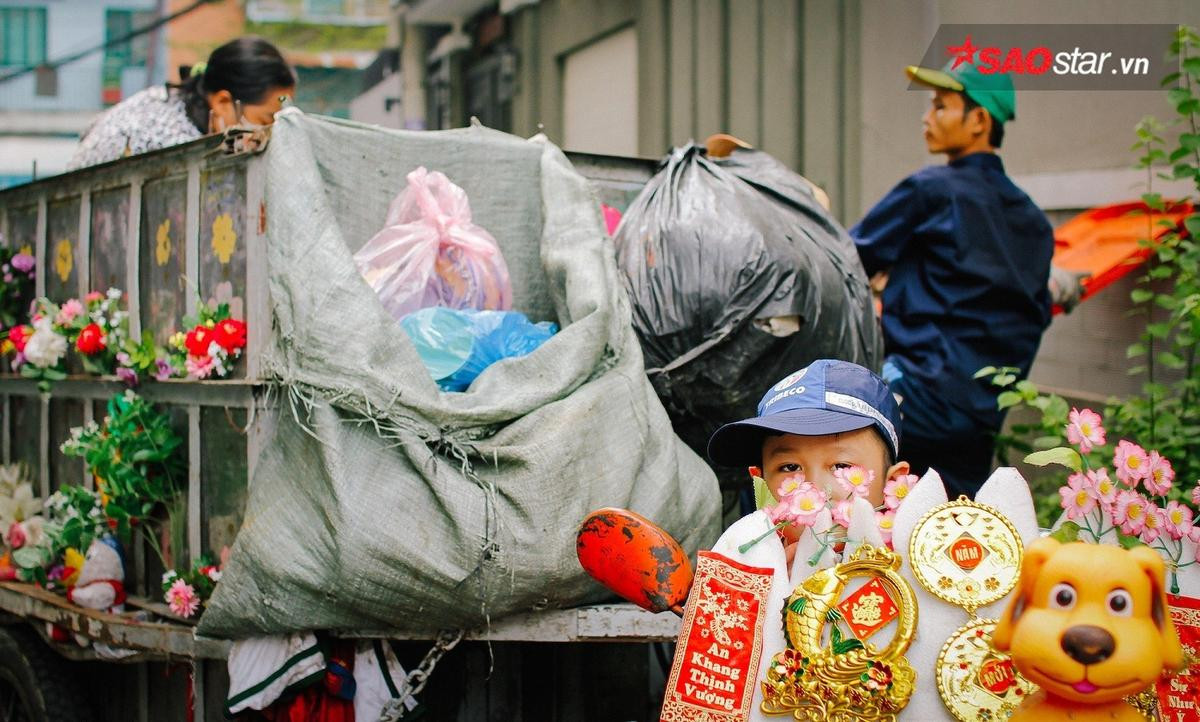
[[1158, 594, 1200, 722], [660, 551, 773, 721]]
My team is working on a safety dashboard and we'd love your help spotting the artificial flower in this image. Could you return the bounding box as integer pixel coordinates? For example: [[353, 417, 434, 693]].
[[5, 521, 26, 548], [184, 326, 215, 357], [166, 579, 200, 618], [831, 499, 853, 528], [1144, 451, 1174, 496], [213, 318, 247, 352], [55, 298, 84, 326], [185, 354, 216, 380], [1164, 501, 1193, 541], [84, 291, 104, 303], [7, 324, 32, 353], [884, 474, 917, 511], [1113, 440, 1150, 486], [834, 465, 875, 498], [1193, 485, 1200, 508], [1088, 468, 1118, 506], [22, 318, 66, 368], [154, 358, 174, 381], [1112, 489, 1148, 535], [1140, 503, 1164, 544], [1066, 407, 1106, 454], [876, 509, 896, 546], [75, 323, 106, 355], [767, 481, 827, 528], [10, 253, 34, 273], [1059, 473, 1097, 521]]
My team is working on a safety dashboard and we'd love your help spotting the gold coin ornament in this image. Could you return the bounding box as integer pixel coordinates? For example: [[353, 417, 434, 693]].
[[910, 497, 1038, 721], [907, 497, 1023, 616], [935, 617, 1037, 722], [761, 544, 918, 721]]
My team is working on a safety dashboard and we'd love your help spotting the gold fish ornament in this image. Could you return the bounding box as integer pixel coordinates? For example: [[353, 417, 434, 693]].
[[908, 497, 1036, 721], [761, 544, 918, 721]]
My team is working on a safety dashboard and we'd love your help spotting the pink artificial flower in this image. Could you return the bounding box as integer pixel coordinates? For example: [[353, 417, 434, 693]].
[[833, 465, 875, 499], [884, 474, 918, 512], [1192, 484, 1200, 508], [831, 499, 854, 528], [1113, 440, 1150, 487], [1140, 503, 1164, 544], [1164, 501, 1194, 541], [84, 291, 104, 304], [6, 521, 26, 549], [55, 299, 84, 326], [185, 354, 216, 380], [10, 253, 34, 273], [767, 481, 828, 528], [1088, 468, 1118, 506], [1112, 490, 1149, 536], [1144, 451, 1175, 496], [1065, 408, 1106, 454], [1059, 473, 1098, 521], [165, 579, 200, 618], [876, 510, 896, 546]]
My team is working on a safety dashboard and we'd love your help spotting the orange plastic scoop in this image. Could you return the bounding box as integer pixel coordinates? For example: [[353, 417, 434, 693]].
[[576, 508, 694, 615]]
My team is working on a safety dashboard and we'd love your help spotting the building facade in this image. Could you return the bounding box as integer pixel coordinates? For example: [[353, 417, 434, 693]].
[[0, 0, 168, 187]]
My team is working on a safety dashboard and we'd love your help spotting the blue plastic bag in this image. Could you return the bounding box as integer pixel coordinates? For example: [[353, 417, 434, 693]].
[[400, 308, 557, 391]]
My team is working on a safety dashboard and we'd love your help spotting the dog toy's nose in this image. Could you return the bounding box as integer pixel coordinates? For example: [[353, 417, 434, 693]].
[[1060, 625, 1116, 665]]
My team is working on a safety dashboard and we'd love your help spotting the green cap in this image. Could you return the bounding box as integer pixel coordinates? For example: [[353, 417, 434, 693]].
[[906, 59, 1016, 123]]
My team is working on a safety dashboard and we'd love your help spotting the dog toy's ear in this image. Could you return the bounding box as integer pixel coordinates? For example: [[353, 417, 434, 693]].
[[993, 536, 1059, 651], [1129, 544, 1185, 672]]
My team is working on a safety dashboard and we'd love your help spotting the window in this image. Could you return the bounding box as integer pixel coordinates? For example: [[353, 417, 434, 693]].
[[306, 0, 345, 16], [104, 9, 155, 68], [0, 7, 48, 67]]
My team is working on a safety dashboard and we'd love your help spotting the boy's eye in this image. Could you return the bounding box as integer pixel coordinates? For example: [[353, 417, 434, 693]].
[[778, 463, 801, 474], [832, 462, 853, 471]]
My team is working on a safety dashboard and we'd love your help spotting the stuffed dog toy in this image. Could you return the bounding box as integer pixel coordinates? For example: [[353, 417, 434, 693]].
[[992, 537, 1184, 721]]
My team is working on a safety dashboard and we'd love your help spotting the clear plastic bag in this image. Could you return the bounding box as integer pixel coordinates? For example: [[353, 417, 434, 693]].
[[400, 307, 557, 392], [354, 167, 513, 319]]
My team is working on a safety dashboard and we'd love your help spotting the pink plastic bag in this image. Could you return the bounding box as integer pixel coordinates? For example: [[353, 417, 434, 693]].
[[354, 167, 513, 320]]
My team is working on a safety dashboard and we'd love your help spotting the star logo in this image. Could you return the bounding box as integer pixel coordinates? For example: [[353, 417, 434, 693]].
[[946, 34, 977, 69]]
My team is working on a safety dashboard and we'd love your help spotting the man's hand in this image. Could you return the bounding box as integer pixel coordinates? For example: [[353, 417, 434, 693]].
[[1048, 265, 1089, 313]]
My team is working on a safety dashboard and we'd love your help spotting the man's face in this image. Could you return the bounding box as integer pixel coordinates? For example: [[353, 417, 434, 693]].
[[761, 427, 890, 509], [922, 88, 986, 157]]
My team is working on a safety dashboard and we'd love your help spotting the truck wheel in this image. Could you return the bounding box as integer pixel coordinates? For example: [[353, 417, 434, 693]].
[[0, 625, 93, 722]]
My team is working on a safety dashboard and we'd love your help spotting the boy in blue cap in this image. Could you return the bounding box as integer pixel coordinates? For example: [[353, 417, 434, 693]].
[[851, 60, 1055, 498], [708, 358, 911, 567], [704, 359, 913, 720]]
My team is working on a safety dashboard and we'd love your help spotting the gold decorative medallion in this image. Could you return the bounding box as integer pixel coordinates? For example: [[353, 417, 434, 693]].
[[908, 497, 1022, 615], [935, 617, 1036, 721], [761, 544, 918, 721]]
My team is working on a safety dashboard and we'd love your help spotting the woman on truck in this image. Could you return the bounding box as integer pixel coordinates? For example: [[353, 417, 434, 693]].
[[67, 36, 296, 170]]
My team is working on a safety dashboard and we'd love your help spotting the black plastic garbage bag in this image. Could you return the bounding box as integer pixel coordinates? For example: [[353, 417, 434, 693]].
[[614, 144, 883, 471]]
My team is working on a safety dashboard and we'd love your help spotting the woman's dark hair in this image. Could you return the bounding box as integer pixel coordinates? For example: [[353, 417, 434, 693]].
[[961, 93, 1004, 149], [175, 36, 296, 133]]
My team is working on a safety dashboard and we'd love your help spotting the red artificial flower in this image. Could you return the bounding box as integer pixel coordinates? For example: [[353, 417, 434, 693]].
[[7, 325, 33, 353], [185, 326, 215, 357], [75, 323, 106, 355], [213, 318, 247, 352]]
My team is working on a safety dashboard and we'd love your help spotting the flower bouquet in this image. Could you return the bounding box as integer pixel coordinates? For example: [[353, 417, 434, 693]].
[[741, 466, 917, 561], [166, 301, 247, 380], [10, 486, 107, 588], [0, 246, 35, 337], [1030, 407, 1200, 594], [161, 557, 222, 619]]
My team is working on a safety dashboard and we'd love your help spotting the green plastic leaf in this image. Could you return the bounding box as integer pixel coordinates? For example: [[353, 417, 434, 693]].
[[997, 391, 1024, 410], [973, 366, 998, 379], [754, 476, 776, 511], [1051, 521, 1081, 543], [1116, 531, 1144, 550], [1024, 447, 1082, 472], [1131, 288, 1154, 304]]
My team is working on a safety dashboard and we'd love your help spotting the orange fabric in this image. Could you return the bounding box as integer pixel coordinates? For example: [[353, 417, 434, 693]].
[[1051, 200, 1193, 313]]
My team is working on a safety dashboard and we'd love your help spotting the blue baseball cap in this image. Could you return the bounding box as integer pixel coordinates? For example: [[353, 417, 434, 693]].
[[706, 359, 901, 467]]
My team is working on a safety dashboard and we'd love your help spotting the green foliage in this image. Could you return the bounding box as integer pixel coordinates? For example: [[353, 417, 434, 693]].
[[244, 20, 388, 53], [60, 391, 184, 540], [993, 27, 1200, 527]]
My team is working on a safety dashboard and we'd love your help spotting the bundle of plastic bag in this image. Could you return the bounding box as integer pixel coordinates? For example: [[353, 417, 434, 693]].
[[400, 307, 557, 391], [354, 167, 513, 319]]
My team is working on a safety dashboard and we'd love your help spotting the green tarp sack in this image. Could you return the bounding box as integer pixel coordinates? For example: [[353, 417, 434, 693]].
[[198, 110, 721, 637]]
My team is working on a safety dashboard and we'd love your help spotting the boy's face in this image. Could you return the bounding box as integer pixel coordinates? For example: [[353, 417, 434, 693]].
[[762, 427, 907, 510]]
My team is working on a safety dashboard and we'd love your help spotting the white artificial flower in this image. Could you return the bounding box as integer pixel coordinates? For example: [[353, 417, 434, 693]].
[[162, 570, 178, 585], [107, 287, 123, 301], [20, 516, 44, 547], [207, 569, 222, 582], [23, 318, 67, 368]]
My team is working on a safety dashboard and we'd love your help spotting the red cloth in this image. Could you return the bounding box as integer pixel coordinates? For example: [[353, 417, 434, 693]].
[[257, 640, 356, 722]]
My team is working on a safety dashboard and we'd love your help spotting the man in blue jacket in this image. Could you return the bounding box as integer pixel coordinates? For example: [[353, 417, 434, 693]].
[[850, 60, 1053, 498]]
